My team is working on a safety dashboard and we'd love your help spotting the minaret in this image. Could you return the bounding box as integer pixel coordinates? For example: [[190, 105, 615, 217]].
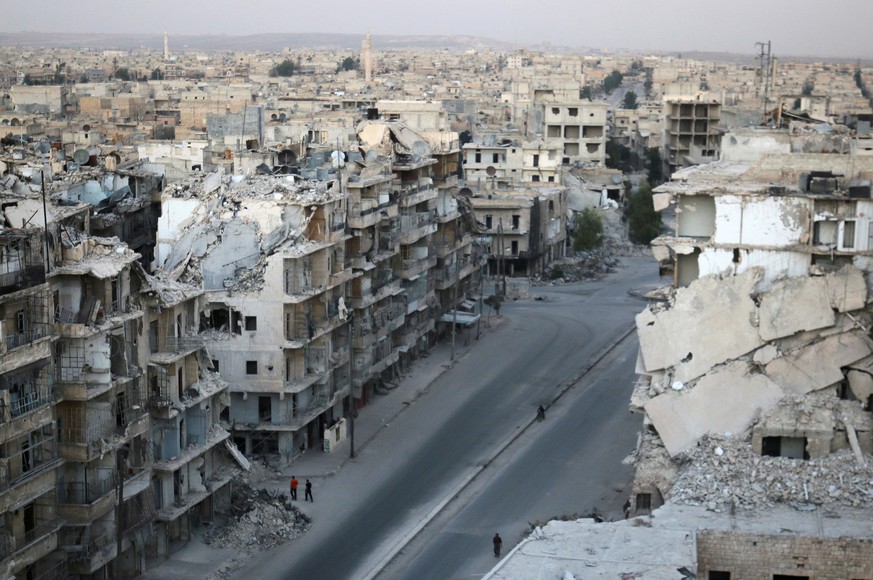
[[362, 33, 372, 83], [163, 31, 170, 61]]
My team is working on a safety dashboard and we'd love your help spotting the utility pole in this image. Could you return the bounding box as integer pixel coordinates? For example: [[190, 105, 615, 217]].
[[347, 319, 355, 458], [450, 254, 460, 363], [476, 265, 484, 340], [40, 170, 51, 274], [497, 218, 506, 297]]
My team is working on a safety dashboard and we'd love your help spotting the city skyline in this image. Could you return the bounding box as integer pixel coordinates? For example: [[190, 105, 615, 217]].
[[2, 0, 873, 59]]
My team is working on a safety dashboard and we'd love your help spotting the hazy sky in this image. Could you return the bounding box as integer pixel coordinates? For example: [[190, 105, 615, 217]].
[[4, 0, 872, 59]]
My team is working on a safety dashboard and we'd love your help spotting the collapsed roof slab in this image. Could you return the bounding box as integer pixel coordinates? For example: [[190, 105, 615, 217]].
[[764, 331, 873, 395], [644, 361, 784, 457], [758, 275, 834, 341], [636, 269, 763, 382], [826, 267, 868, 312]]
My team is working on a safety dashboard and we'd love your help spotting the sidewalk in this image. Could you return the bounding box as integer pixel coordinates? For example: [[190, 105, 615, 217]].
[[267, 317, 502, 483]]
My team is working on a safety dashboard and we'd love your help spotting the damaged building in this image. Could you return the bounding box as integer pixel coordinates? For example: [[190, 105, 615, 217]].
[[139, 273, 235, 567], [153, 120, 480, 464], [0, 159, 242, 577], [0, 226, 66, 580], [627, 122, 873, 576]]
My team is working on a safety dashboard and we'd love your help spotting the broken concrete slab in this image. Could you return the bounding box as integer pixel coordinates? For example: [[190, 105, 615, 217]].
[[764, 332, 873, 395], [826, 267, 867, 312], [757, 275, 834, 341], [752, 344, 779, 365], [652, 192, 672, 212], [636, 269, 764, 382], [644, 361, 784, 456], [847, 369, 873, 403]]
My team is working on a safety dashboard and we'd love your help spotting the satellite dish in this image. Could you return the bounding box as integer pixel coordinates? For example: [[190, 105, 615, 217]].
[[459, 187, 473, 196], [411, 140, 430, 157], [330, 150, 346, 167], [364, 150, 379, 163], [485, 166, 497, 177], [73, 149, 90, 165], [611, 174, 622, 184]]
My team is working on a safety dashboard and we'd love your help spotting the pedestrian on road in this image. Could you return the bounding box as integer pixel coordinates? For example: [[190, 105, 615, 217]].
[[536, 404, 545, 421], [290, 476, 299, 500], [493, 533, 502, 558], [305, 479, 313, 502]]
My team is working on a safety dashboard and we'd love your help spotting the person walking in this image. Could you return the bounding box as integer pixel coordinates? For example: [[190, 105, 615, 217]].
[[305, 479, 313, 502], [492, 533, 502, 558], [536, 404, 545, 421], [289, 476, 299, 500]]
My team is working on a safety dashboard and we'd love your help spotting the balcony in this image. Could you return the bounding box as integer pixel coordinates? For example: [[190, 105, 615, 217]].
[[64, 526, 116, 575], [399, 213, 438, 245], [58, 470, 117, 523], [0, 435, 61, 507], [0, 264, 46, 295], [397, 255, 437, 279], [0, 518, 62, 568]]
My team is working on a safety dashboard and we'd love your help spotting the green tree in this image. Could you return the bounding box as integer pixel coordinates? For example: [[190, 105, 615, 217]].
[[572, 207, 605, 251], [602, 70, 624, 94], [270, 59, 296, 77], [338, 56, 359, 72], [626, 183, 662, 245], [150, 68, 164, 80], [580, 85, 592, 100], [646, 147, 663, 187], [114, 67, 131, 81], [621, 90, 638, 110]]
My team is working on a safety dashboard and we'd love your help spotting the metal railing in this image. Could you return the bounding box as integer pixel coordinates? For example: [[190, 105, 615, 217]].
[[58, 470, 117, 505], [5, 328, 47, 351], [9, 387, 54, 419], [0, 435, 58, 488], [0, 264, 45, 293], [66, 527, 115, 562]]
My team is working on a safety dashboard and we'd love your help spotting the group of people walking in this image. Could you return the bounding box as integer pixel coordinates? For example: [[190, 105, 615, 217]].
[[289, 476, 313, 501]]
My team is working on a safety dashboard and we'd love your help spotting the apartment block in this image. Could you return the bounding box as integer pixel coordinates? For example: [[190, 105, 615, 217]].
[[0, 228, 66, 580], [662, 96, 721, 176]]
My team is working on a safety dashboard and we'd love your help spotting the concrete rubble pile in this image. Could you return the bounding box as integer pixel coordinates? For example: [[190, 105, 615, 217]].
[[157, 170, 345, 292], [204, 482, 311, 554], [631, 264, 873, 510], [669, 432, 873, 512]]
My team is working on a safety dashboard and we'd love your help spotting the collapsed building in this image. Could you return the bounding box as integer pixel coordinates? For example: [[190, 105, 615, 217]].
[[153, 121, 481, 464], [627, 123, 873, 576]]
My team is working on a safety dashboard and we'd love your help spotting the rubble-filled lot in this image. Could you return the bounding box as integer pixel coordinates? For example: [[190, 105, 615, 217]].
[[203, 482, 311, 577]]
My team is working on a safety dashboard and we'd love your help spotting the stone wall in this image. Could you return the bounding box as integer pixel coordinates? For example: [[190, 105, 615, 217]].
[[697, 530, 873, 580]]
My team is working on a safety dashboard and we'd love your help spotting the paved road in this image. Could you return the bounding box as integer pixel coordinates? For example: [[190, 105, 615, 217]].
[[233, 257, 660, 580], [387, 334, 642, 580]]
